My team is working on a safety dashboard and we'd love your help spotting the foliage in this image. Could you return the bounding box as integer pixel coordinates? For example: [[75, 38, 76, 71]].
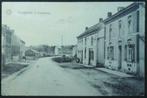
[[52, 56, 73, 63]]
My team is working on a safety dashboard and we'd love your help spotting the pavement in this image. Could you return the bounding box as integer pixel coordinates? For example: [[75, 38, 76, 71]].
[[75, 63, 134, 78], [96, 68, 134, 78]]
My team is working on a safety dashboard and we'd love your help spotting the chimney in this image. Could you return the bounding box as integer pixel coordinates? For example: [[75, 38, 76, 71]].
[[99, 18, 103, 22], [107, 12, 112, 18], [117, 7, 124, 12], [85, 27, 88, 30]]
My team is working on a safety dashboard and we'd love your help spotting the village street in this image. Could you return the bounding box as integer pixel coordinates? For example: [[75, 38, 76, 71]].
[[1, 57, 101, 96], [1, 57, 144, 96]]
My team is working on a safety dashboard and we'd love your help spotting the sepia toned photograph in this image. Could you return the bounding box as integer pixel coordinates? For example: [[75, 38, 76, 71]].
[[1, 1, 145, 96]]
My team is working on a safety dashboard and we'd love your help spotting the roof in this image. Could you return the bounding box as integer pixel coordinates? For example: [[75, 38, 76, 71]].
[[77, 2, 144, 39], [20, 40, 25, 44], [77, 22, 103, 38], [61, 45, 75, 50], [26, 48, 40, 54], [103, 2, 143, 24]]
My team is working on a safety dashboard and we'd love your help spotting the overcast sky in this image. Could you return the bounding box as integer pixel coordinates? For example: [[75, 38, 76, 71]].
[[2, 2, 133, 46]]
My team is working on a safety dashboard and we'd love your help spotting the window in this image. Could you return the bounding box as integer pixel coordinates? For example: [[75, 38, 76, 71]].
[[107, 47, 109, 59], [118, 20, 122, 37], [84, 48, 86, 58], [128, 44, 135, 62], [89, 49, 94, 60], [124, 45, 127, 61], [136, 11, 139, 32], [110, 46, 114, 60], [109, 24, 112, 40], [128, 15, 132, 33], [104, 43, 105, 59], [91, 36, 93, 46], [85, 37, 87, 45], [91, 50, 94, 60]]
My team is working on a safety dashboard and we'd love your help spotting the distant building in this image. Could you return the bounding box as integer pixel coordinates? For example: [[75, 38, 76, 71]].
[[72, 45, 77, 57], [48, 46, 56, 56], [77, 18, 104, 66], [11, 34, 26, 61], [2, 27, 6, 69], [40, 51, 46, 57], [2, 25, 14, 64], [2, 24, 26, 64], [60, 45, 75, 57], [25, 48, 40, 59], [54, 46, 60, 55], [103, 2, 145, 77], [20, 40, 26, 58]]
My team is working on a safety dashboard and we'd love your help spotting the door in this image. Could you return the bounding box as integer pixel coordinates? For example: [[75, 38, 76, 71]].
[[97, 38, 104, 65], [88, 49, 90, 65], [118, 46, 122, 70], [89, 48, 93, 65], [81, 50, 83, 63]]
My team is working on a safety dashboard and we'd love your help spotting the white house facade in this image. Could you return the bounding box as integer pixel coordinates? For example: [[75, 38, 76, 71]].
[[104, 2, 145, 77], [77, 19, 105, 66]]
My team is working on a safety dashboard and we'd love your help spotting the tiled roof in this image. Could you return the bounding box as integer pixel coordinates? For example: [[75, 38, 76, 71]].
[[103, 2, 142, 24], [77, 2, 144, 39], [77, 22, 103, 38]]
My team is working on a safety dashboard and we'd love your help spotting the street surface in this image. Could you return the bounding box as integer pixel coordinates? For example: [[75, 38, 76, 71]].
[[1, 57, 101, 96], [2, 57, 144, 96]]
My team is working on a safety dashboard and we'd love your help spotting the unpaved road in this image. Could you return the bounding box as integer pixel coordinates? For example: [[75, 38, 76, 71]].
[[1, 57, 144, 96], [1, 57, 101, 96]]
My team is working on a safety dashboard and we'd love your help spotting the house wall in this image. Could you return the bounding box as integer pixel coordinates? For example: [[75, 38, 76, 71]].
[[82, 33, 97, 66], [77, 23, 104, 66], [104, 3, 145, 77], [2, 25, 14, 64], [77, 38, 83, 63], [11, 35, 26, 60], [97, 27, 105, 65], [72, 46, 77, 57], [2, 31, 6, 68], [138, 4, 145, 77]]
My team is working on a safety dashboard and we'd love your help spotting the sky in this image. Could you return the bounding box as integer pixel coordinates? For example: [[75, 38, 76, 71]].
[[2, 2, 133, 46]]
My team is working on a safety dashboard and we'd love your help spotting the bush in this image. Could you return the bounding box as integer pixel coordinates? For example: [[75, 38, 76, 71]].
[[52, 56, 73, 63]]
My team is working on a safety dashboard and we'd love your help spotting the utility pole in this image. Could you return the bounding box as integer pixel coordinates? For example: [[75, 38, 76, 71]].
[[61, 33, 63, 55]]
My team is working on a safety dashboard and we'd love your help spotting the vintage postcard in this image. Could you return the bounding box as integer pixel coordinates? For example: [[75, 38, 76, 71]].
[[1, 1, 145, 96]]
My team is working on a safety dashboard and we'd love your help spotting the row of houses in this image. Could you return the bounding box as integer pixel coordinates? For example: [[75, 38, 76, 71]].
[[25, 45, 77, 58], [47, 45, 77, 57], [76, 2, 145, 78], [2, 24, 26, 67]]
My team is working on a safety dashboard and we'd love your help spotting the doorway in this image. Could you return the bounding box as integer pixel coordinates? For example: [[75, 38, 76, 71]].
[[88, 49, 92, 65], [88, 48, 94, 65], [118, 46, 122, 70], [80, 50, 83, 64]]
